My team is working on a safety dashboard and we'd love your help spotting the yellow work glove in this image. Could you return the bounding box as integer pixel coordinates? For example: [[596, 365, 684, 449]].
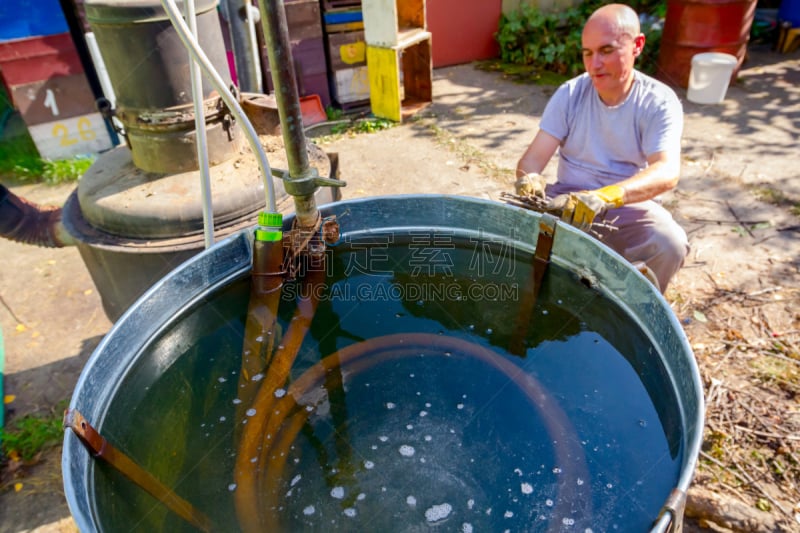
[[514, 172, 547, 200], [548, 185, 625, 230]]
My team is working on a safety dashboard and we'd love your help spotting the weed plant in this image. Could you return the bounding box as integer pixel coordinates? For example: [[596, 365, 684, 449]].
[[1, 402, 67, 462], [494, 0, 666, 78]]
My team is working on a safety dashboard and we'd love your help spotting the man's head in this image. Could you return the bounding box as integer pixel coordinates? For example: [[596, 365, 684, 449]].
[[581, 3, 645, 105]]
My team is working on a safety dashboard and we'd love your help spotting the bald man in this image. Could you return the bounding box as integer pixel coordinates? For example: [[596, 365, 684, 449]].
[[515, 3, 687, 292]]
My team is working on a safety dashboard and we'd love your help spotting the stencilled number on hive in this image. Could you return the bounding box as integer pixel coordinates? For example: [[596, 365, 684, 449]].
[[52, 117, 97, 147], [28, 113, 113, 160]]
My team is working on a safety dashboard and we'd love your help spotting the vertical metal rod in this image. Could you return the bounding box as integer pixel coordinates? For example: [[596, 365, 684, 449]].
[[221, 0, 263, 93], [186, 0, 215, 248], [245, 1, 264, 91], [257, 0, 318, 228]]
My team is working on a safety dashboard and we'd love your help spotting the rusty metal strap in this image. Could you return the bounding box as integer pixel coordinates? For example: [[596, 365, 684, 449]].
[[532, 213, 557, 296], [509, 214, 557, 355], [64, 409, 213, 532], [657, 488, 687, 533]]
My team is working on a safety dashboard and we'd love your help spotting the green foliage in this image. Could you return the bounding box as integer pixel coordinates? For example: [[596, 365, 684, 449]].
[[495, 0, 666, 78], [0, 133, 93, 184], [325, 106, 344, 121], [330, 117, 395, 135], [1, 403, 67, 462]]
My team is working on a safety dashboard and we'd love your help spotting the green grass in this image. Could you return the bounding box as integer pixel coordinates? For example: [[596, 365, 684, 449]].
[[1, 401, 68, 462], [0, 133, 94, 184]]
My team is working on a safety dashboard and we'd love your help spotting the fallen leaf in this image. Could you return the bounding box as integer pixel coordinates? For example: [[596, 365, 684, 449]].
[[14, 483, 23, 492], [4, 394, 15, 404], [15, 324, 26, 333], [693, 310, 708, 323], [84, 289, 93, 296]]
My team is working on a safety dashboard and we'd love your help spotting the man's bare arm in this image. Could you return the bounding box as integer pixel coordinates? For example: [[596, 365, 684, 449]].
[[613, 150, 680, 204], [516, 130, 561, 177]]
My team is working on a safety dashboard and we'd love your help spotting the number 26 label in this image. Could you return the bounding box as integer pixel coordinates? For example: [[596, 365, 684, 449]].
[[52, 117, 96, 147]]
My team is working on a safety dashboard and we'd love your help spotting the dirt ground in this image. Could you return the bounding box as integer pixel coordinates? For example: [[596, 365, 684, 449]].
[[0, 43, 799, 532]]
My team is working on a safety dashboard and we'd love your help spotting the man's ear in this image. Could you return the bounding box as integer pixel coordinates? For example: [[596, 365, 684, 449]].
[[633, 33, 646, 57]]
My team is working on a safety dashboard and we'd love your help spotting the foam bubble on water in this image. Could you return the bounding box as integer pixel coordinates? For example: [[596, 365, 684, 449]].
[[419, 411, 428, 417], [291, 474, 302, 487], [218, 376, 227, 383], [246, 408, 257, 417], [552, 467, 562, 474], [357, 493, 366, 501], [521, 482, 533, 495], [219, 416, 226, 422], [305, 405, 314, 412], [606, 483, 613, 489], [562, 517, 575, 526], [514, 468, 523, 476], [485, 508, 493, 515], [331, 486, 344, 499], [420, 457, 426, 464], [303, 505, 315, 516], [486, 328, 493, 335], [255, 335, 263, 342], [364, 460, 375, 469], [343, 508, 357, 517], [424, 435, 432, 442], [410, 373, 415, 378], [462, 523, 474, 533], [386, 402, 396, 410], [584, 529, 594, 533], [467, 499, 475, 509], [250, 456, 257, 463], [504, 511, 514, 518], [228, 483, 237, 491], [407, 495, 417, 506], [425, 503, 452, 523], [399, 445, 415, 457], [232, 398, 242, 405], [274, 388, 286, 398], [379, 435, 389, 442], [457, 403, 464, 410], [251, 373, 264, 382], [576, 478, 584, 486], [371, 445, 378, 450], [546, 499, 554, 507], [542, 310, 549, 315], [406, 424, 414, 430], [468, 324, 475, 330]]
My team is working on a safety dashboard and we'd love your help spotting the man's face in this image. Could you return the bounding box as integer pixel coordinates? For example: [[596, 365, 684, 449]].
[[581, 18, 644, 101]]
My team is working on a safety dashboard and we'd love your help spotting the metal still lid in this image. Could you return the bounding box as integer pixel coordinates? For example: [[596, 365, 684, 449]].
[[76, 145, 270, 239], [84, 0, 218, 24]]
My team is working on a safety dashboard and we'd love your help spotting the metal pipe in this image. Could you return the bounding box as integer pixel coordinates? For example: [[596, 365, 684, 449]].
[[160, 0, 277, 213], [185, 0, 215, 248], [257, 0, 318, 228], [220, 0, 263, 93]]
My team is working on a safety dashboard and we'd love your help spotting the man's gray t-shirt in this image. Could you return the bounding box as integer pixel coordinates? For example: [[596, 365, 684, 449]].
[[539, 70, 683, 191]]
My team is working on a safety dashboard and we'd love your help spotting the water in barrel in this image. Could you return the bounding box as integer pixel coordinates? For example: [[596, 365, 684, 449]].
[[91, 231, 683, 532]]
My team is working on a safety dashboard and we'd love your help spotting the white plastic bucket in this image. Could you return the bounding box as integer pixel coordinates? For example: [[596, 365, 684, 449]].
[[687, 52, 738, 104]]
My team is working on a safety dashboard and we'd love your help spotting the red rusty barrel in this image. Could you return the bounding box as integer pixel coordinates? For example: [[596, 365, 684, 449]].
[[656, 0, 757, 88]]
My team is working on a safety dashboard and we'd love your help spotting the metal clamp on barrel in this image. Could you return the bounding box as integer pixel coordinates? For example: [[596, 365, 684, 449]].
[[654, 488, 687, 533]]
